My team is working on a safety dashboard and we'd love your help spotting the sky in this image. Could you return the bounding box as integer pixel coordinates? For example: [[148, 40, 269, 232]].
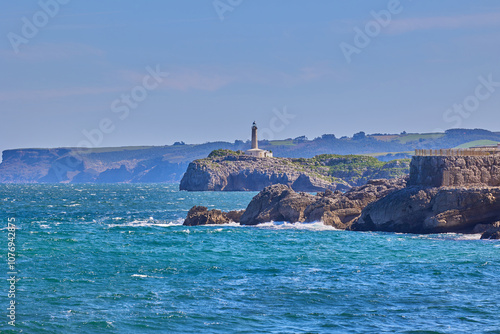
[[1, 0, 500, 157]]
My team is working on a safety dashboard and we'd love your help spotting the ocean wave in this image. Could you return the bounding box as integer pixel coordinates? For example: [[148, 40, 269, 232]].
[[131, 274, 167, 279], [204, 222, 241, 228], [108, 218, 184, 228], [415, 233, 483, 241], [448, 233, 483, 240], [253, 221, 339, 231]]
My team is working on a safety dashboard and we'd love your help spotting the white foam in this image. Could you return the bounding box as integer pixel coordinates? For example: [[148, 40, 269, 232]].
[[204, 222, 241, 228], [108, 218, 183, 228], [253, 221, 339, 231], [452, 233, 482, 240], [420, 233, 483, 241], [131, 274, 167, 279]]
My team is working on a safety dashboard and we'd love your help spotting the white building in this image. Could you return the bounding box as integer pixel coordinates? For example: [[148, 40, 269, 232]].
[[245, 122, 273, 158]]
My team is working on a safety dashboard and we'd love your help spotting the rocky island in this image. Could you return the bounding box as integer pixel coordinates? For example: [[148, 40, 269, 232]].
[[184, 152, 500, 239], [180, 149, 409, 192]]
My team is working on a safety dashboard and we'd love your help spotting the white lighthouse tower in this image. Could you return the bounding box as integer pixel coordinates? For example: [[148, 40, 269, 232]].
[[246, 121, 273, 157]]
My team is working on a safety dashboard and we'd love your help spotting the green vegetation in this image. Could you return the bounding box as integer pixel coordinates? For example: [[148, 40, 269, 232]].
[[199, 152, 411, 187], [208, 149, 244, 158], [454, 140, 499, 149], [395, 133, 444, 144], [300, 154, 411, 184], [363, 151, 413, 157]]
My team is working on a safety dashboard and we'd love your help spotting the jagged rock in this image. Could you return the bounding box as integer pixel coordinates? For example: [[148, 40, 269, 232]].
[[239, 184, 316, 225], [183, 206, 228, 226], [480, 222, 500, 239], [472, 221, 499, 234], [304, 178, 407, 229], [225, 210, 245, 223], [354, 187, 500, 233], [238, 179, 406, 227], [481, 230, 500, 239], [183, 206, 244, 226]]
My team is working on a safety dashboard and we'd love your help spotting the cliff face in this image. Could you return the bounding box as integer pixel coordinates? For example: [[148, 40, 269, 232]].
[[0, 148, 188, 184], [180, 150, 410, 192], [0, 149, 71, 183], [409, 155, 500, 187], [353, 155, 500, 235]]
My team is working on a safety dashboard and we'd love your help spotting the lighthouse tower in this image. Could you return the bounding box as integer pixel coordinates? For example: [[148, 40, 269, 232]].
[[251, 121, 258, 149], [245, 121, 273, 158]]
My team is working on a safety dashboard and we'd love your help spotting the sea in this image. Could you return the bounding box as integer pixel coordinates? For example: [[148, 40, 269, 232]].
[[0, 184, 499, 334]]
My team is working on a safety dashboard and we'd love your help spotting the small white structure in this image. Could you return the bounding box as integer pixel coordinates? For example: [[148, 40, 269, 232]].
[[246, 121, 273, 158]]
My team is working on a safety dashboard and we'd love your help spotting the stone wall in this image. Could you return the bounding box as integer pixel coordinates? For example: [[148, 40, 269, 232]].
[[408, 155, 500, 187]]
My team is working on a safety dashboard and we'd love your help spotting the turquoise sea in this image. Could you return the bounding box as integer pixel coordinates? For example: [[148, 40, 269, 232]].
[[1, 184, 499, 333]]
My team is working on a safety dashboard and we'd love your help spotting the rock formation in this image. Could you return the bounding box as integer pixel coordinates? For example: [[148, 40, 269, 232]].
[[303, 178, 407, 229], [353, 155, 500, 237], [353, 187, 500, 233], [184, 154, 500, 239], [239, 184, 317, 225], [183, 206, 244, 226], [477, 221, 500, 239], [237, 179, 406, 227], [180, 150, 409, 192]]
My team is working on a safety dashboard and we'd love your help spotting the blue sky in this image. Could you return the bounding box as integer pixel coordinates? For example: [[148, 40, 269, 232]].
[[1, 0, 500, 156]]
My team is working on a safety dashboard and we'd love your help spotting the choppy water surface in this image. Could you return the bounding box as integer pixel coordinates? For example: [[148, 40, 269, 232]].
[[0, 184, 499, 333]]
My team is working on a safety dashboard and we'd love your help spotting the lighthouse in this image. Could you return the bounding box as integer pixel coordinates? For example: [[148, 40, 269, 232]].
[[251, 121, 258, 149], [245, 121, 273, 158]]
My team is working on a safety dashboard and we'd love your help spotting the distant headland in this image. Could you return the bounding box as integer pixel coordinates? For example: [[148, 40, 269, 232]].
[[1, 128, 500, 184]]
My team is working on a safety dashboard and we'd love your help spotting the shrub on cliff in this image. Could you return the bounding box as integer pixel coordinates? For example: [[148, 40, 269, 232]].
[[208, 149, 243, 158]]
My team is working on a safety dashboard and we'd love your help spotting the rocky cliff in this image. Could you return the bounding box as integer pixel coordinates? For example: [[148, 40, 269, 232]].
[[353, 155, 500, 236], [184, 154, 500, 239], [409, 155, 500, 187], [180, 150, 410, 192], [353, 186, 500, 234]]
